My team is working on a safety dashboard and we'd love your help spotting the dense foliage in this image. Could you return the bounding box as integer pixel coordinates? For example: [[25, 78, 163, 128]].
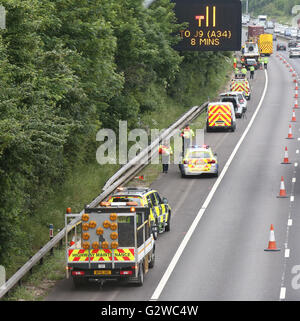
[[0, 0, 231, 268], [246, 0, 299, 19]]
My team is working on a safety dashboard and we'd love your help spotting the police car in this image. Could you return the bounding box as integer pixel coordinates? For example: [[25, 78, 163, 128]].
[[105, 187, 171, 239], [179, 145, 218, 178]]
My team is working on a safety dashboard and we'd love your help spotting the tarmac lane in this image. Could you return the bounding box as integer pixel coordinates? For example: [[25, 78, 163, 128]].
[[155, 51, 300, 301], [46, 65, 268, 301]]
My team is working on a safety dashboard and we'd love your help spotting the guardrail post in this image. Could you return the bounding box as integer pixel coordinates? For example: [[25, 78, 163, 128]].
[[49, 224, 54, 255], [39, 247, 43, 265]]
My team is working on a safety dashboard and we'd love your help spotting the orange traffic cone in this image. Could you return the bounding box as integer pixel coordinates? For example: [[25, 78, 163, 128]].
[[290, 68, 293, 72], [295, 100, 299, 109], [291, 110, 297, 122], [294, 78, 297, 83], [295, 84, 299, 90], [287, 124, 294, 139], [293, 73, 297, 78], [277, 176, 288, 198], [264, 225, 280, 251], [281, 147, 291, 164], [295, 91, 298, 99]]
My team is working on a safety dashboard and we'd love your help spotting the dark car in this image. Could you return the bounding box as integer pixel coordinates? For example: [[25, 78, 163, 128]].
[[277, 43, 286, 51], [288, 41, 298, 48]]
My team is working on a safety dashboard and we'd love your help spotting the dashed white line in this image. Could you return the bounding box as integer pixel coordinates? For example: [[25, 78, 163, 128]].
[[290, 195, 295, 202], [294, 162, 298, 167], [280, 287, 286, 300], [288, 219, 293, 226], [296, 149, 299, 154], [292, 177, 296, 183], [284, 249, 290, 258]]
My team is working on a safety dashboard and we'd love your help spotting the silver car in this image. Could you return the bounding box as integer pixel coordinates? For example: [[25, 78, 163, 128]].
[[220, 92, 247, 118], [289, 48, 300, 58]]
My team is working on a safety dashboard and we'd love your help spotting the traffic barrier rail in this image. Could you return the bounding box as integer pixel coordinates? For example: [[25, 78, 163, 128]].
[[0, 101, 209, 299]]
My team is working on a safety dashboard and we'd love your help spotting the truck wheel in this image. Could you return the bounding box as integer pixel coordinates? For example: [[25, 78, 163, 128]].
[[73, 277, 86, 288], [149, 248, 155, 269], [151, 220, 158, 240], [136, 264, 144, 286]]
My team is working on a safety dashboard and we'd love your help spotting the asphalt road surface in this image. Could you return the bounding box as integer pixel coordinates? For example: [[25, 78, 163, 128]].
[[46, 40, 300, 301]]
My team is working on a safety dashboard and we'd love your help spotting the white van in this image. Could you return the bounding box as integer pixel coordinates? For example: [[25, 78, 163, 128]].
[[206, 102, 236, 132]]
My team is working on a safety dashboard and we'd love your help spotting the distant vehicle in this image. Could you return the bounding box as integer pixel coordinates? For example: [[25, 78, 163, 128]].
[[273, 34, 277, 41], [277, 43, 286, 51], [290, 28, 298, 38], [220, 92, 247, 118], [258, 15, 267, 27], [247, 25, 264, 42], [266, 21, 274, 29], [288, 41, 298, 48], [244, 57, 259, 70], [179, 145, 219, 178], [206, 102, 236, 132], [285, 28, 292, 37], [297, 30, 300, 40], [274, 26, 281, 34], [289, 48, 300, 58], [258, 34, 273, 56], [230, 76, 251, 100]]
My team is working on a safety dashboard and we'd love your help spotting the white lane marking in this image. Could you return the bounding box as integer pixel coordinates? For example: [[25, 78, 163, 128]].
[[294, 162, 298, 167], [288, 219, 293, 226], [150, 70, 269, 301], [290, 195, 294, 202], [296, 150, 299, 154], [285, 249, 290, 258], [280, 287, 286, 300], [292, 177, 296, 183]]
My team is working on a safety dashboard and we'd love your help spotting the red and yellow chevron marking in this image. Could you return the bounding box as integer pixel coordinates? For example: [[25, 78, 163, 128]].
[[113, 248, 135, 261], [68, 248, 135, 262], [208, 105, 231, 127], [230, 82, 249, 95], [187, 158, 211, 169]]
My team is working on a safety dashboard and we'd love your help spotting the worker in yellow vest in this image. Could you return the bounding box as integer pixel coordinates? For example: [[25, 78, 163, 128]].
[[264, 56, 269, 70], [180, 124, 195, 155], [241, 66, 248, 76]]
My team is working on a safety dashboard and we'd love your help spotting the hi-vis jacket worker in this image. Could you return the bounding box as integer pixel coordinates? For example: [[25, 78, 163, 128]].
[[241, 67, 247, 75], [258, 56, 263, 69], [180, 124, 195, 155], [264, 56, 269, 70], [233, 56, 237, 69], [159, 142, 173, 174], [249, 65, 255, 79]]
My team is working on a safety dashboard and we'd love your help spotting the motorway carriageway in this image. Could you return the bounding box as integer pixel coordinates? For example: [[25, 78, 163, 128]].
[[46, 49, 300, 302]]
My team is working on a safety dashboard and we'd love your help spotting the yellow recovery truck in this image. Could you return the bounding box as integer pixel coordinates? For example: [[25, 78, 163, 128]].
[[258, 34, 273, 56], [65, 205, 155, 287]]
